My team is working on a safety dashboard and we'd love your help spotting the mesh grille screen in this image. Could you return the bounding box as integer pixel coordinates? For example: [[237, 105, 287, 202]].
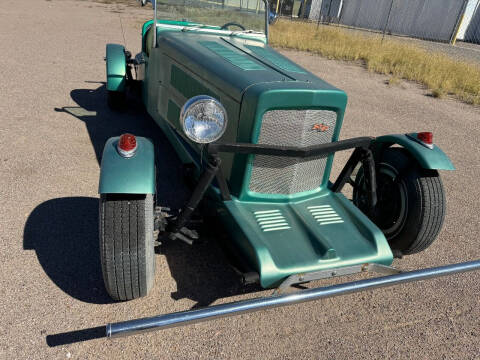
[[249, 110, 337, 194]]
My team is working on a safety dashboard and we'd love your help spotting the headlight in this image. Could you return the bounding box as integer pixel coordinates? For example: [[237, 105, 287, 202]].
[[180, 95, 228, 144]]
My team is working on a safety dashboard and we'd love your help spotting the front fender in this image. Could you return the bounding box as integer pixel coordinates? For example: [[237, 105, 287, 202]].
[[374, 134, 454, 170], [99, 137, 155, 194], [106, 44, 126, 92]]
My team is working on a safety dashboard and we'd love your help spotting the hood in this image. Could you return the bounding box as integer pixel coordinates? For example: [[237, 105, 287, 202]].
[[157, 31, 341, 102]]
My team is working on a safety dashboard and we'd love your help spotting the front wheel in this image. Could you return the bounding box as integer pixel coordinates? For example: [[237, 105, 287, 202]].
[[353, 148, 446, 256], [99, 194, 155, 301]]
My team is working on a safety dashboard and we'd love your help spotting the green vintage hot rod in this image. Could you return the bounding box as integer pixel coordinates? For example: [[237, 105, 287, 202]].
[[100, 0, 479, 338]]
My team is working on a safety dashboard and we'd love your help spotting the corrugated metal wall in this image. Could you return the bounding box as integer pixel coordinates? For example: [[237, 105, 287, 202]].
[[338, 0, 391, 31], [309, 0, 323, 20], [385, 0, 465, 41], [314, 0, 468, 43]]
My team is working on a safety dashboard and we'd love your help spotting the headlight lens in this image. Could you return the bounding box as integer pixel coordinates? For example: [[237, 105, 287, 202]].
[[180, 95, 228, 144]]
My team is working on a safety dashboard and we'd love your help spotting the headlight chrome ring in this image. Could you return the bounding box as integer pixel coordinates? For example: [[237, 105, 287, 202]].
[[180, 95, 228, 144]]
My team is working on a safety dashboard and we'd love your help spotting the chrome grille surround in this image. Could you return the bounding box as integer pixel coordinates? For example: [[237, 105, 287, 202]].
[[249, 110, 337, 194]]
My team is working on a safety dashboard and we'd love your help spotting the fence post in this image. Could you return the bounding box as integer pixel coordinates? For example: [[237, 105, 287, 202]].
[[316, 0, 323, 29], [382, 0, 395, 42]]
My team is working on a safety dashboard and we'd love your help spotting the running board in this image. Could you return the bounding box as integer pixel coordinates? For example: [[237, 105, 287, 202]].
[[106, 260, 480, 338]]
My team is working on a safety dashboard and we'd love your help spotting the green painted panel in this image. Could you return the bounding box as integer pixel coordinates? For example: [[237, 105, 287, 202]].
[[167, 100, 181, 123], [200, 41, 265, 70], [375, 134, 455, 170], [142, 29, 349, 201], [220, 191, 392, 288], [229, 82, 348, 201], [106, 44, 126, 92], [245, 45, 307, 73], [170, 64, 219, 99], [99, 137, 155, 194], [159, 33, 284, 102]]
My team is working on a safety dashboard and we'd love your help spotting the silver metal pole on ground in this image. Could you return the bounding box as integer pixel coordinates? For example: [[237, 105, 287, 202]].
[[107, 260, 480, 338]]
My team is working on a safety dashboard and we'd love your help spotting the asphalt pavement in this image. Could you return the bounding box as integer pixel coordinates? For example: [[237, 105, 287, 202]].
[[1, 0, 479, 358]]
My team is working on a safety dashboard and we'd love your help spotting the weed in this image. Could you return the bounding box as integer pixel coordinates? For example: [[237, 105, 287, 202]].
[[270, 20, 480, 105]]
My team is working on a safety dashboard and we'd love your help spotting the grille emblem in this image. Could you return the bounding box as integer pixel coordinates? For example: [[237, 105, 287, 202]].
[[312, 123, 329, 132]]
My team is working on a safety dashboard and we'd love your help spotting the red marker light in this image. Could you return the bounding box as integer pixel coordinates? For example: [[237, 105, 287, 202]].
[[117, 133, 137, 157], [417, 132, 433, 145]]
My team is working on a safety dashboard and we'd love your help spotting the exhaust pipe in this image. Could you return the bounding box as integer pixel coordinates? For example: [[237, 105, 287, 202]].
[[106, 260, 480, 338]]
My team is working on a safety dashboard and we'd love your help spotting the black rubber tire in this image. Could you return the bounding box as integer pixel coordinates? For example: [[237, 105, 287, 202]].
[[353, 148, 446, 255], [99, 194, 155, 301], [107, 90, 126, 111]]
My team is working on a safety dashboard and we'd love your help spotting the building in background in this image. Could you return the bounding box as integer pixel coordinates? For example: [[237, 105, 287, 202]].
[[305, 0, 480, 44], [459, 0, 480, 43]]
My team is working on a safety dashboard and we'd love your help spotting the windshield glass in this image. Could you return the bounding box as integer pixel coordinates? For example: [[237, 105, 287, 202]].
[[155, 0, 267, 34]]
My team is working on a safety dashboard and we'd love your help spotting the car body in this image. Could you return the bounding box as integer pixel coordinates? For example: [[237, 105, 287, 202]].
[[102, 0, 454, 299]]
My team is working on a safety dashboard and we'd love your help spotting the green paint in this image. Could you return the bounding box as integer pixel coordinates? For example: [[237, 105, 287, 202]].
[[99, 137, 155, 194], [245, 44, 307, 73], [167, 100, 181, 123], [129, 17, 456, 290], [219, 191, 392, 288], [230, 83, 347, 201], [106, 44, 126, 92], [374, 134, 455, 170], [158, 33, 283, 102], [170, 64, 218, 99], [200, 41, 265, 70]]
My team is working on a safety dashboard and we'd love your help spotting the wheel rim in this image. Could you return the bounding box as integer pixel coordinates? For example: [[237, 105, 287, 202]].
[[375, 165, 408, 237], [355, 164, 408, 238]]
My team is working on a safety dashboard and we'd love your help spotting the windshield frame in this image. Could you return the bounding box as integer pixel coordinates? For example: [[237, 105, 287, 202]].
[[151, 0, 269, 48]]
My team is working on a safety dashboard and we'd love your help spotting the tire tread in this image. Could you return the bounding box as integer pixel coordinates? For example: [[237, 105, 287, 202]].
[[99, 194, 155, 301]]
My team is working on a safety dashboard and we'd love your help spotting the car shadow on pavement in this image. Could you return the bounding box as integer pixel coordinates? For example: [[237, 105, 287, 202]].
[[55, 82, 162, 166], [26, 83, 259, 345], [160, 238, 260, 310], [23, 196, 112, 304]]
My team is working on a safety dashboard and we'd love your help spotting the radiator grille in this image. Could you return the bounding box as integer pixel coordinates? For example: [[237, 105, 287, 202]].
[[249, 110, 337, 194]]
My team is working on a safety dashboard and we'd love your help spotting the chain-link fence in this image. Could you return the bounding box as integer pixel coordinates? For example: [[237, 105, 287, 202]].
[[270, 0, 480, 45]]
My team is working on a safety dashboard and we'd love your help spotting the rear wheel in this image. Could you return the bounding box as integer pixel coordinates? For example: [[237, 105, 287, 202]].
[[99, 194, 155, 301], [353, 148, 446, 256]]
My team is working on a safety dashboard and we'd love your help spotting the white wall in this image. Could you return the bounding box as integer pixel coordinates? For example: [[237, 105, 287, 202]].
[[456, 0, 479, 40]]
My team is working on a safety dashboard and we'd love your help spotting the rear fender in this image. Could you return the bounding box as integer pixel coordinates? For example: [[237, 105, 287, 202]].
[[99, 136, 155, 194], [373, 134, 454, 170], [106, 44, 127, 92]]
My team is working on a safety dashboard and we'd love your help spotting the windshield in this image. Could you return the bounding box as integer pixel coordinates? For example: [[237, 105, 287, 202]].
[[155, 0, 267, 34]]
